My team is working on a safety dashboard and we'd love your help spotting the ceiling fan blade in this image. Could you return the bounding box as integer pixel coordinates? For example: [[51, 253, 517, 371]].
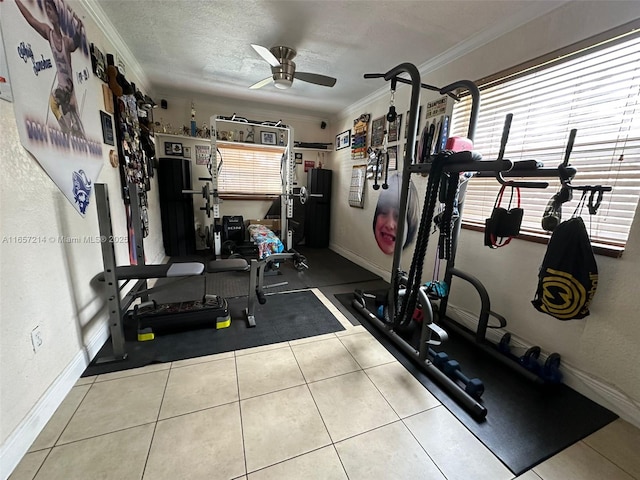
[[294, 72, 337, 87], [251, 44, 280, 67], [249, 76, 274, 89]]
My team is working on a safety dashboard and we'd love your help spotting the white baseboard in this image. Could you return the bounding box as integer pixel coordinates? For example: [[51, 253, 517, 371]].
[[329, 243, 390, 282], [0, 321, 109, 480], [446, 305, 640, 428]]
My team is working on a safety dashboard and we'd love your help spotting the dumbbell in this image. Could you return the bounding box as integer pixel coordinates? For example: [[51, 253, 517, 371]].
[[429, 350, 449, 369], [443, 360, 485, 399], [498, 332, 511, 355], [540, 352, 562, 383], [519, 346, 542, 374]]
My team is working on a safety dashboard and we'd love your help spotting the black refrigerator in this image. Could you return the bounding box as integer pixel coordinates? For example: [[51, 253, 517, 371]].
[[305, 168, 332, 248], [157, 158, 196, 256]]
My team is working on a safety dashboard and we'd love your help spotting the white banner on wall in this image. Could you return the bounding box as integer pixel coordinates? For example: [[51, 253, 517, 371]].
[[1, 0, 104, 216], [0, 24, 13, 102]]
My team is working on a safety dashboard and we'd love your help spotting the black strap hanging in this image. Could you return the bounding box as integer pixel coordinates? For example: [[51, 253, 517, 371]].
[[484, 183, 523, 248], [572, 190, 588, 218], [588, 189, 603, 215]]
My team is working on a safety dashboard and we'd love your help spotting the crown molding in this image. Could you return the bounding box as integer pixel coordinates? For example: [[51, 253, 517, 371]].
[[416, 1, 568, 76], [78, 0, 149, 92], [336, 0, 569, 121]]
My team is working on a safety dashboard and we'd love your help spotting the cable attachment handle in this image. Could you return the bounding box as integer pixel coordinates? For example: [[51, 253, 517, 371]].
[[386, 78, 397, 123]]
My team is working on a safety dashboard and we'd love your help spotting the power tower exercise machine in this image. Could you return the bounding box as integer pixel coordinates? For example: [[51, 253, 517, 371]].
[[352, 63, 612, 419], [352, 63, 504, 419]]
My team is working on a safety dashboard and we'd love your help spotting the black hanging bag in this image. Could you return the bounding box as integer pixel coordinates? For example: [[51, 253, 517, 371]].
[[484, 183, 524, 248], [532, 215, 598, 320]]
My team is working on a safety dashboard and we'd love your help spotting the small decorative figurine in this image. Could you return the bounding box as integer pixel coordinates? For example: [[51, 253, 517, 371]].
[[190, 102, 196, 136], [246, 126, 255, 143]]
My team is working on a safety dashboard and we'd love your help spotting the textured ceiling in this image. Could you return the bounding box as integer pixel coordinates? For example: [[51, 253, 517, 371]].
[[93, 0, 566, 116]]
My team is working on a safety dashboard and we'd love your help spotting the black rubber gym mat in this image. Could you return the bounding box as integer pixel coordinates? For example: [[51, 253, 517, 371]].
[[83, 290, 345, 377], [333, 291, 618, 476], [159, 246, 380, 299], [294, 246, 382, 287]]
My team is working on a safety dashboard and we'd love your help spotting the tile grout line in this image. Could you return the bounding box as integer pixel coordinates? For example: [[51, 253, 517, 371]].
[[138, 364, 173, 480], [579, 439, 640, 480], [234, 349, 249, 478]]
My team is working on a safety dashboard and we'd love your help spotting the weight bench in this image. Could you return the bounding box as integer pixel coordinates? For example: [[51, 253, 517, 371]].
[[93, 182, 249, 364]]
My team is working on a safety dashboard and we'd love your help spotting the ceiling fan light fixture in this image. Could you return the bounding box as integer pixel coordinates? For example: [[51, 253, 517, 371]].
[[273, 78, 292, 89], [251, 43, 336, 91]]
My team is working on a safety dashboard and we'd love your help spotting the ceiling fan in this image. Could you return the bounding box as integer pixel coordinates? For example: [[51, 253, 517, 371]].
[[250, 44, 337, 90]]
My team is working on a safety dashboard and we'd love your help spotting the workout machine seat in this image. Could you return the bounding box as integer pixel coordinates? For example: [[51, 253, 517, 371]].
[[207, 258, 249, 273]]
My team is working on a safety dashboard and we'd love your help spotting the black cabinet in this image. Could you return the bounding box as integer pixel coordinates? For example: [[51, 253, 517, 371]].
[[305, 169, 332, 248], [158, 158, 196, 256]]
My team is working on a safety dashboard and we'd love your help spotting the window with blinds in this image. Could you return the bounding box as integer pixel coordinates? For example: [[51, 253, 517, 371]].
[[450, 28, 640, 256], [216, 142, 285, 197]]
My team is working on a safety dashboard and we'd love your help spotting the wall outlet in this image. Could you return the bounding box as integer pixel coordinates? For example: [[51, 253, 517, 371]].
[[31, 326, 43, 353]]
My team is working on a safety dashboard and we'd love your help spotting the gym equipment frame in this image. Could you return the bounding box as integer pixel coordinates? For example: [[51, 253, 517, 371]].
[[353, 63, 500, 419], [355, 64, 613, 420], [94, 183, 244, 364], [207, 115, 296, 256]]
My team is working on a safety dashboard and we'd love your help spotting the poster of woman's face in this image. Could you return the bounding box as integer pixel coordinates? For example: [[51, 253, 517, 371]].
[[372, 173, 419, 255]]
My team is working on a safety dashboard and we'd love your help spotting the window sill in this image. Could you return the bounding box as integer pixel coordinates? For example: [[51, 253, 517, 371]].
[[461, 222, 624, 258]]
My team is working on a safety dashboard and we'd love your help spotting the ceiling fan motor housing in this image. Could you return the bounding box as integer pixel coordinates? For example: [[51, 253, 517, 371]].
[[270, 47, 297, 89], [272, 60, 295, 89], [270, 46, 297, 61]]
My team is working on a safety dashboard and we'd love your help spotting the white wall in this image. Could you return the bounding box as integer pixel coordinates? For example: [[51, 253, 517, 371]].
[[327, 1, 640, 425], [0, 1, 164, 477]]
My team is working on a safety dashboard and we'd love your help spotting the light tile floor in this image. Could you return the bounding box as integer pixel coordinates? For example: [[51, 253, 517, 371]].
[[9, 289, 640, 480]]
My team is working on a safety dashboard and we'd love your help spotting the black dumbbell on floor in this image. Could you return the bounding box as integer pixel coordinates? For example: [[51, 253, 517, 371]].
[[442, 360, 485, 399], [519, 346, 542, 374], [540, 352, 562, 383], [430, 350, 449, 369]]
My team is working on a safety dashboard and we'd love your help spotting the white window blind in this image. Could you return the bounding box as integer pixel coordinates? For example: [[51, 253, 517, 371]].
[[216, 142, 285, 196], [450, 31, 640, 254]]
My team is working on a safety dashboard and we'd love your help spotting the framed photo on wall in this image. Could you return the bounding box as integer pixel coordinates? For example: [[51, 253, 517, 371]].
[[196, 145, 210, 165], [336, 130, 351, 150], [183, 146, 191, 158], [260, 131, 277, 145], [388, 113, 402, 143], [304, 160, 315, 172], [387, 145, 398, 170], [100, 111, 115, 146], [164, 141, 183, 156], [371, 116, 385, 147]]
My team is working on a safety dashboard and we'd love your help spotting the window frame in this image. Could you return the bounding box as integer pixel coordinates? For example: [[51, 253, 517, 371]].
[[449, 20, 640, 258], [215, 141, 286, 200]]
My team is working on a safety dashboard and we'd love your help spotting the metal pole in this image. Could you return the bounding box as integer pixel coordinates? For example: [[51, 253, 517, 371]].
[[94, 184, 127, 363]]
